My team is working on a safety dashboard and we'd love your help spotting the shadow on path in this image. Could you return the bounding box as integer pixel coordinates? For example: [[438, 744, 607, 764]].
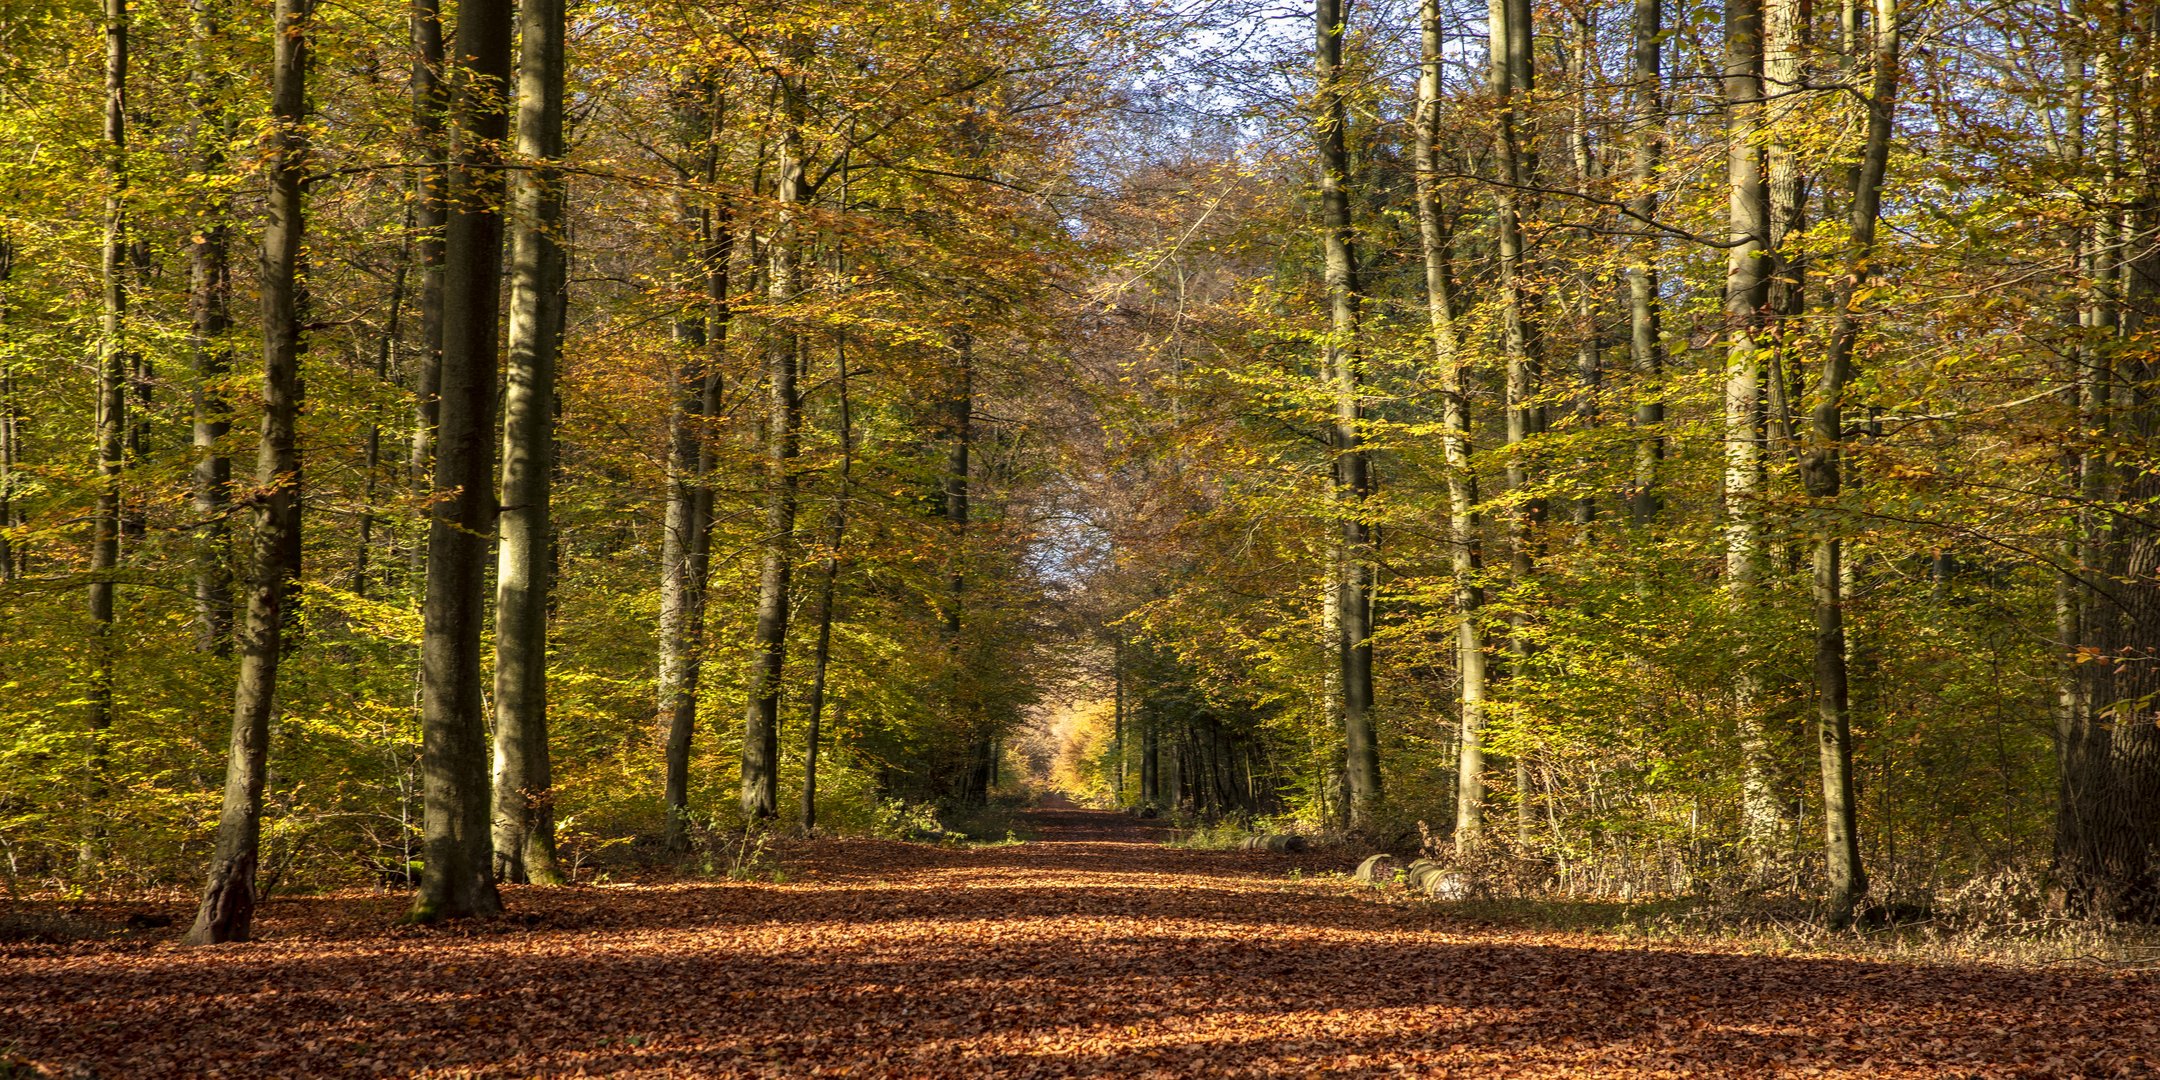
[[2, 805, 2154, 1077]]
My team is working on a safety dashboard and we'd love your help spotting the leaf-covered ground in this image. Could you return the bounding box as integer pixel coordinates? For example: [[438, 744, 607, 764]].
[[4, 806, 2156, 1078]]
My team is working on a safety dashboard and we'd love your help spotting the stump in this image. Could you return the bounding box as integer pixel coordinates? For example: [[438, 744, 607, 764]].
[[1354, 853, 1399, 886]]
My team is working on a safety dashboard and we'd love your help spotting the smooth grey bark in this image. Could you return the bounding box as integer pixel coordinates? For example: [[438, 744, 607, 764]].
[[800, 338, 851, 834], [1764, 0, 1808, 325], [490, 0, 568, 886], [1533, 5, 1604, 847], [1723, 0, 1783, 869], [1760, 0, 1808, 464], [187, 0, 233, 653], [406, 0, 446, 564], [87, 0, 128, 807], [184, 0, 308, 945], [1799, 0, 1897, 930], [741, 44, 807, 821], [412, 0, 512, 923], [1626, 0, 1666, 525], [1316, 0, 1379, 828], [1416, 0, 1489, 854], [1473, 0, 1538, 852], [657, 81, 727, 853], [654, 272, 724, 851]]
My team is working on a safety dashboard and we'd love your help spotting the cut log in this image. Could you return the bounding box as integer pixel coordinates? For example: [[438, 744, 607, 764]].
[[1404, 859, 1472, 899], [1355, 853, 1399, 885], [1240, 834, 1310, 853]]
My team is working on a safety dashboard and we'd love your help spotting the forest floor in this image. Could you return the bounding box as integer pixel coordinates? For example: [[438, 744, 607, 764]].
[[4, 803, 2158, 1078]]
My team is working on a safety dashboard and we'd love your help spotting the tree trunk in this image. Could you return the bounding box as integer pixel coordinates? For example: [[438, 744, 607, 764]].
[[405, 0, 446, 597], [1764, 0, 1808, 326], [1113, 638, 1127, 802], [657, 81, 726, 853], [1477, 0, 1539, 853], [2058, 490, 2160, 923], [1417, 0, 1489, 855], [187, 0, 233, 653], [1627, 0, 1666, 525], [800, 337, 851, 834], [1141, 718, 1159, 804], [946, 330, 985, 804], [2055, 0, 2160, 923], [412, 0, 512, 923], [1320, 557, 1345, 827], [939, 107, 990, 806], [1759, 0, 1808, 472], [1316, 0, 1379, 828], [354, 220, 410, 598], [490, 0, 568, 887], [1164, 723, 1185, 811], [741, 44, 807, 821], [184, 0, 308, 945], [1724, 0, 1782, 872], [1798, 0, 1896, 929], [123, 244, 151, 548], [1567, 8, 1601, 531], [86, 0, 129, 835], [0, 233, 14, 583]]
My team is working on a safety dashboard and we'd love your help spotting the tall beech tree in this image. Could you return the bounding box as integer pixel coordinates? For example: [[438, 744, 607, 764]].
[[490, 0, 569, 886], [187, 0, 234, 654], [656, 78, 729, 853], [86, 0, 128, 800], [1625, 0, 1666, 525], [1722, 0, 1781, 870], [184, 0, 310, 946], [799, 335, 852, 833], [944, 330, 981, 800], [740, 34, 808, 821], [406, 0, 447, 521], [1800, 0, 1898, 931], [1461, 0, 1538, 850], [1415, 0, 1486, 852], [413, 0, 513, 922], [1315, 0, 1378, 828]]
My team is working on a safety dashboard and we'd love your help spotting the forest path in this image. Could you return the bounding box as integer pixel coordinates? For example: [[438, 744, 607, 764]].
[[4, 806, 2157, 1077]]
